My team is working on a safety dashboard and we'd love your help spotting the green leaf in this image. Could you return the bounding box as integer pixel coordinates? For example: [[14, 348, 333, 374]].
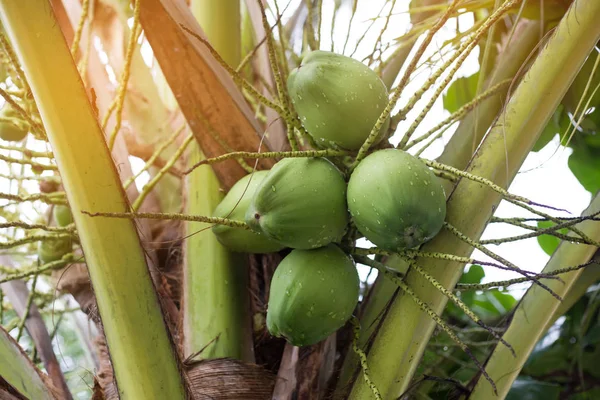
[[448, 265, 485, 318], [489, 289, 517, 311], [506, 377, 561, 400], [536, 220, 569, 256], [443, 72, 479, 114], [584, 131, 600, 148], [523, 335, 570, 376], [568, 141, 600, 195], [470, 290, 516, 318], [584, 323, 600, 346], [459, 264, 485, 284], [570, 388, 600, 400]]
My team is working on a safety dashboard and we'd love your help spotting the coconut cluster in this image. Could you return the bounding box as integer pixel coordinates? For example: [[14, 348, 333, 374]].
[[211, 51, 447, 347], [38, 205, 73, 264]]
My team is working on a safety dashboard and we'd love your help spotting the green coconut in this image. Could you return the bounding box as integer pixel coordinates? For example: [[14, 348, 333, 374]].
[[266, 244, 359, 347], [0, 106, 28, 142], [212, 170, 285, 254], [347, 149, 446, 251], [287, 50, 390, 150], [38, 236, 72, 264], [245, 157, 349, 250], [53, 205, 74, 227]]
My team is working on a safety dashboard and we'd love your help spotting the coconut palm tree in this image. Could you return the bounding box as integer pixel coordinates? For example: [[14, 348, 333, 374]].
[[0, 0, 599, 399]]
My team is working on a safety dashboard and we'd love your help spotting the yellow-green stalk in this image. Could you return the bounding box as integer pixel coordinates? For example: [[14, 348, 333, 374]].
[[182, 0, 253, 361], [544, 254, 600, 331], [470, 194, 600, 399], [348, 0, 600, 398], [0, 2, 186, 399], [336, 256, 409, 391], [0, 326, 57, 399]]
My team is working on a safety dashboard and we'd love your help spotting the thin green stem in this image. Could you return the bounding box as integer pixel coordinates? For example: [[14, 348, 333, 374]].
[[0, 192, 66, 206], [132, 133, 194, 211], [124, 125, 184, 189], [455, 260, 594, 291], [396, 0, 521, 148], [180, 25, 285, 116], [356, 255, 497, 394], [105, 0, 142, 151], [443, 222, 561, 300], [405, 79, 512, 151], [16, 273, 38, 342], [351, 0, 460, 169], [0, 257, 75, 284], [183, 149, 347, 175], [83, 210, 249, 229], [69, 0, 89, 57], [350, 316, 382, 400]]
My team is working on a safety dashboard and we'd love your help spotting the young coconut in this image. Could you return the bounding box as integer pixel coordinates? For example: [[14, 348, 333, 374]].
[[53, 205, 74, 227], [37, 236, 72, 264], [287, 50, 390, 150], [0, 105, 28, 142], [212, 170, 285, 254], [347, 149, 446, 251], [266, 244, 359, 347], [245, 157, 349, 250]]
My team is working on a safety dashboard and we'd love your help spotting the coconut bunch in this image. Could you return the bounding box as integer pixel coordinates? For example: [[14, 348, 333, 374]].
[[211, 51, 447, 347]]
